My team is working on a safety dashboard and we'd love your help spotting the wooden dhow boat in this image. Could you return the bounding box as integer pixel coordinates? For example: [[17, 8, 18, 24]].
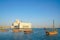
[[45, 20, 58, 36]]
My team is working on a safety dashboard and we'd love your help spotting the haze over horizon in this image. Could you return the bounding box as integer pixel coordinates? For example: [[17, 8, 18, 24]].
[[0, 0, 60, 28]]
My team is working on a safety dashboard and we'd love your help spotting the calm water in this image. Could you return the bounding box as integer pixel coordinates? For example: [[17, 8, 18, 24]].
[[0, 28, 60, 40]]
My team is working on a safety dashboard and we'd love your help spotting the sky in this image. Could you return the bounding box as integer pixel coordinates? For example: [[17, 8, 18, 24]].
[[0, 0, 60, 28]]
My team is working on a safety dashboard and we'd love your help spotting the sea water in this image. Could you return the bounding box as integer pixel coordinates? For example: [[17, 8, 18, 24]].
[[0, 28, 60, 40]]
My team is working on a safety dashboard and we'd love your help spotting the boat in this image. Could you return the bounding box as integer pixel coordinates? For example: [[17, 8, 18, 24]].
[[24, 28, 32, 34], [12, 29, 21, 32], [46, 31, 58, 36], [45, 20, 58, 36]]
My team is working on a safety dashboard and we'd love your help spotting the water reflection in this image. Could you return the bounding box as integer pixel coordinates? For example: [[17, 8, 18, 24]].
[[0, 28, 60, 40], [24, 33, 32, 40], [41, 35, 58, 40], [13, 32, 32, 40], [13, 32, 24, 40]]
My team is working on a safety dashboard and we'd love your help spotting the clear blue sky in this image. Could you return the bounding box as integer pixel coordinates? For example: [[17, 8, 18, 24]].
[[0, 0, 60, 28]]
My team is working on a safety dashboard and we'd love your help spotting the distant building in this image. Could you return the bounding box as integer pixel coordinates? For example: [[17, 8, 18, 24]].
[[11, 19, 32, 31]]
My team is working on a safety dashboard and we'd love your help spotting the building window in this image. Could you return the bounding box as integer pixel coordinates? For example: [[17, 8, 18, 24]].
[[14, 26, 19, 29]]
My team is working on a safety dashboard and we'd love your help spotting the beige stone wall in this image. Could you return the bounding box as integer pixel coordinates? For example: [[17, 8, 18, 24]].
[[20, 22, 31, 28]]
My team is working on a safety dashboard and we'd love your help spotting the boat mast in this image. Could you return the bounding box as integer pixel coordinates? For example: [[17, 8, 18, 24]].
[[53, 20, 54, 31]]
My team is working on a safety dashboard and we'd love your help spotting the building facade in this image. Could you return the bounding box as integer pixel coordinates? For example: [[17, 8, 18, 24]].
[[11, 19, 31, 29]]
